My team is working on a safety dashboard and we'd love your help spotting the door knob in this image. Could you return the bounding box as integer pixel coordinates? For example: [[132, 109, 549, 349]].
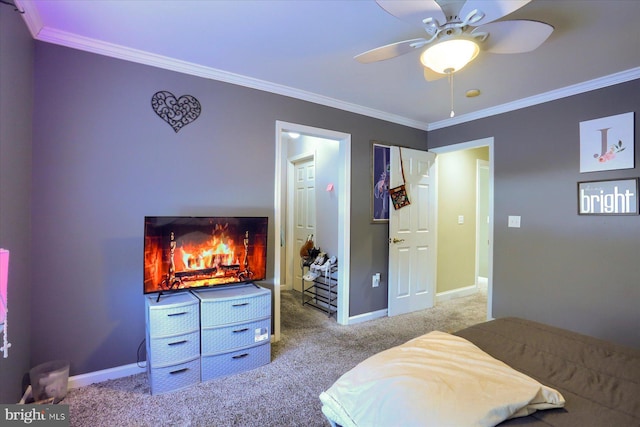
[[390, 238, 405, 244]]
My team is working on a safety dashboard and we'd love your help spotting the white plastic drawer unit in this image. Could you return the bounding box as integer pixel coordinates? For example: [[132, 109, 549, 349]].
[[193, 284, 272, 382], [196, 285, 271, 327], [145, 292, 201, 395], [146, 285, 271, 393]]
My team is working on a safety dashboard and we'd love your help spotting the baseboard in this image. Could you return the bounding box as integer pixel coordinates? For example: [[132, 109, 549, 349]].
[[436, 284, 478, 303], [68, 362, 146, 389], [347, 308, 387, 325]]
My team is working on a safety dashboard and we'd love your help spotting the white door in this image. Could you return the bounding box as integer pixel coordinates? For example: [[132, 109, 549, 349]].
[[388, 146, 436, 317], [290, 157, 315, 292]]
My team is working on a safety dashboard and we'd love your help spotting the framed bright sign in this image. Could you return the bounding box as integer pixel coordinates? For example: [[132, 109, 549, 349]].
[[578, 178, 638, 215]]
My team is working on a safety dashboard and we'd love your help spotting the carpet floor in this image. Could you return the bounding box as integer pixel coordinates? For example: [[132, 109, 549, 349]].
[[63, 289, 487, 426]]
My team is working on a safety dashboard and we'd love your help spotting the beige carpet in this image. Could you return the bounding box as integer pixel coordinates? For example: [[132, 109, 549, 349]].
[[63, 289, 487, 426]]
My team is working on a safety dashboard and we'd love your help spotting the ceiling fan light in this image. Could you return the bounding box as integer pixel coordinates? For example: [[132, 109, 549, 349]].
[[420, 39, 479, 74]]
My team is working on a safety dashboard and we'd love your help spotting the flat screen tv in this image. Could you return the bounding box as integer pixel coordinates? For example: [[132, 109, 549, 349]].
[[144, 216, 268, 296]]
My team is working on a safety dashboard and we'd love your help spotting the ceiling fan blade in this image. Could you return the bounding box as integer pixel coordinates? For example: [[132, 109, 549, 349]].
[[475, 20, 553, 54], [423, 67, 446, 82], [460, 0, 531, 25], [355, 38, 428, 63], [376, 0, 445, 26]]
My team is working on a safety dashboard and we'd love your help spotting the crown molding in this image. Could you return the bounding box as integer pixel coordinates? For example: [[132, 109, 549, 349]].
[[15, 0, 42, 38], [17, 14, 638, 133], [30, 26, 429, 131], [428, 67, 640, 131]]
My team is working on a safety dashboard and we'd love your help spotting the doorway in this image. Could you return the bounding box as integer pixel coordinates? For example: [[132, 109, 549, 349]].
[[431, 137, 494, 319], [287, 153, 316, 293], [274, 121, 351, 341]]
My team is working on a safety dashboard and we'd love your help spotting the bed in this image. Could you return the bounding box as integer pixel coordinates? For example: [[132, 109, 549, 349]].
[[320, 317, 640, 427]]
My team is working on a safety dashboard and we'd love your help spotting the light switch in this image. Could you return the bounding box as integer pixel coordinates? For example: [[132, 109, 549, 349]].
[[508, 215, 521, 228], [458, 215, 464, 224]]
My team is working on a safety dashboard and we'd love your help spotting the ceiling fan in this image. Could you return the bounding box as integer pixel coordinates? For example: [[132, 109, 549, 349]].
[[356, 0, 554, 82]]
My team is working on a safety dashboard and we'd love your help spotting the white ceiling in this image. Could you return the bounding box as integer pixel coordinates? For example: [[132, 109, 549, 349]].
[[15, 0, 640, 130]]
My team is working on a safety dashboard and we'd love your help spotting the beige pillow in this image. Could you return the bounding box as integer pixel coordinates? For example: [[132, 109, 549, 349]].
[[320, 331, 565, 427]]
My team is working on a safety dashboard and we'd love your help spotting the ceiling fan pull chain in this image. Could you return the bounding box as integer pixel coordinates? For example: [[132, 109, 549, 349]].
[[448, 70, 455, 118]]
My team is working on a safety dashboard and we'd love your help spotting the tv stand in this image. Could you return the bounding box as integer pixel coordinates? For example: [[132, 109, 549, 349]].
[[192, 284, 271, 382], [145, 291, 200, 395], [145, 283, 271, 394]]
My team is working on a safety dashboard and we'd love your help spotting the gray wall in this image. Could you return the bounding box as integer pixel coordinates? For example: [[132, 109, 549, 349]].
[[0, 7, 33, 403], [29, 42, 427, 376], [429, 80, 640, 349]]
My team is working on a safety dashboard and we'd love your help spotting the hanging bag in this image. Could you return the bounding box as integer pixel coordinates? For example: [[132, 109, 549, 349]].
[[389, 148, 411, 210]]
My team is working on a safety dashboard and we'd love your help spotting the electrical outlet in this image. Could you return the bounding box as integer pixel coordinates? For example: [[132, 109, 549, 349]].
[[372, 273, 380, 288]]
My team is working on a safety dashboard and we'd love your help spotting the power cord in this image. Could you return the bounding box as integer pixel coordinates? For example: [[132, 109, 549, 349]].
[[137, 339, 147, 368]]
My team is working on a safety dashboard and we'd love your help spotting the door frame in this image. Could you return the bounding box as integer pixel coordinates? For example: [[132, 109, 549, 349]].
[[431, 137, 494, 319], [286, 152, 315, 292], [274, 121, 351, 340], [475, 159, 489, 288]]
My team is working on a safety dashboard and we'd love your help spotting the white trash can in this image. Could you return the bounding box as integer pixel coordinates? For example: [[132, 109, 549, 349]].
[[29, 360, 70, 403]]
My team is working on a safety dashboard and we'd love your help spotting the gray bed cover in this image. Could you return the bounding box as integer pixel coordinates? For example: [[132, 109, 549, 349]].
[[454, 317, 640, 426]]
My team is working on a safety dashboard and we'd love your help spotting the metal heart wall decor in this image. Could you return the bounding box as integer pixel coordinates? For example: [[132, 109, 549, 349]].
[[151, 91, 201, 133]]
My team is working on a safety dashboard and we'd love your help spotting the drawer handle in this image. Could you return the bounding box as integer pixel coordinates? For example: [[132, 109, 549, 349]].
[[232, 353, 249, 360], [232, 302, 249, 307], [167, 311, 187, 317], [169, 368, 189, 375], [232, 328, 249, 333], [168, 340, 187, 346]]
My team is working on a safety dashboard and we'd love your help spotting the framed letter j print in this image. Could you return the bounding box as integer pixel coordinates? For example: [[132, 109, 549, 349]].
[[579, 112, 634, 173]]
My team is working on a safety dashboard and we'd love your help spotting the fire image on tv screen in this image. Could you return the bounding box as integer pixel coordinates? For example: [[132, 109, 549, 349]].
[[144, 216, 268, 294]]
